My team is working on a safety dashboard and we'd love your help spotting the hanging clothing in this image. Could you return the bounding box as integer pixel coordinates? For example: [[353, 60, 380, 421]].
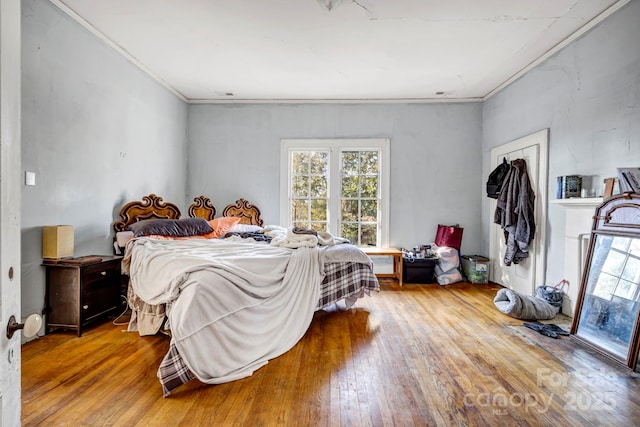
[[493, 159, 536, 266]]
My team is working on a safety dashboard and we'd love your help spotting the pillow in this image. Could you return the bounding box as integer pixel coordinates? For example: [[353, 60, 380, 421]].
[[229, 223, 263, 234], [115, 231, 134, 246], [127, 217, 213, 237], [204, 216, 242, 238], [144, 234, 208, 241]]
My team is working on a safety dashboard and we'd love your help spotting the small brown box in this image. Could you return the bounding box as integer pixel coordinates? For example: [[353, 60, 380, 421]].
[[42, 225, 74, 259]]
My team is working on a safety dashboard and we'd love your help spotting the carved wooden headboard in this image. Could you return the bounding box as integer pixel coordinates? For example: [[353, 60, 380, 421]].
[[114, 194, 264, 233], [188, 195, 217, 220], [222, 198, 264, 226], [114, 194, 181, 232]]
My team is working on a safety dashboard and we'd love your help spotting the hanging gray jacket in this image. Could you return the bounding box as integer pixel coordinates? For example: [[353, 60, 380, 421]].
[[493, 159, 536, 265]]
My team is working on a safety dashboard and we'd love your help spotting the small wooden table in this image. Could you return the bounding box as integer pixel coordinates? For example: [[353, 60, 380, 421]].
[[362, 247, 403, 286]]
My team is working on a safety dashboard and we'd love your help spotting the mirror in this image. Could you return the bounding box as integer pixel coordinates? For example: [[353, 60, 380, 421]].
[[574, 234, 640, 359], [571, 192, 640, 370]]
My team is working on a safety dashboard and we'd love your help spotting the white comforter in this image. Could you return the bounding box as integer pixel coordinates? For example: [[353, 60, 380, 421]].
[[123, 238, 333, 384]]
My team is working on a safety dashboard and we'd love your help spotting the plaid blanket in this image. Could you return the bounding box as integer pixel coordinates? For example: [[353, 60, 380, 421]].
[[158, 261, 378, 396], [317, 262, 379, 309]]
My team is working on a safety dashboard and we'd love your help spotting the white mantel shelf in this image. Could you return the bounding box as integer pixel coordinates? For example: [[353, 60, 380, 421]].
[[550, 197, 603, 207]]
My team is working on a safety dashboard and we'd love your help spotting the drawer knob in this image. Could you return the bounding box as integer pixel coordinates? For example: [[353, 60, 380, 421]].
[[83, 305, 89, 310], [100, 271, 107, 276]]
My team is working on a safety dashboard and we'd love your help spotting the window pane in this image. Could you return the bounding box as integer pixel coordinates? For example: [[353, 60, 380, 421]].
[[310, 152, 328, 174], [602, 251, 626, 276], [292, 175, 309, 197], [611, 237, 631, 251], [613, 280, 638, 300], [341, 223, 358, 245], [342, 151, 359, 175], [292, 152, 309, 174], [342, 176, 358, 197], [622, 257, 640, 283], [360, 176, 378, 198], [310, 222, 327, 232], [311, 199, 327, 221], [310, 176, 327, 197], [361, 151, 379, 174], [293, 221, 309, 229], [361, 224, 377, 246], [361, 200, 377, 222], [291, 200, 309, 222], [342, 199, 358, 221], [593, 273, 617, 299]]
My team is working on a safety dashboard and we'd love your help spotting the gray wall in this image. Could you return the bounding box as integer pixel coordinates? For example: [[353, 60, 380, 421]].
[[482, 0, 640, 284], [21, 0, 188, 319], [187, 103, 483, 253]]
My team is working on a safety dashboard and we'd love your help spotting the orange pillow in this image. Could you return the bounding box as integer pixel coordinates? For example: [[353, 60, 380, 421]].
[[203, 217, 242, 238]]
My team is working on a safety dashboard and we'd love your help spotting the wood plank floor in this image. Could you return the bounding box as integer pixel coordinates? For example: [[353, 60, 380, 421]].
[[22, 280, 640, 426]]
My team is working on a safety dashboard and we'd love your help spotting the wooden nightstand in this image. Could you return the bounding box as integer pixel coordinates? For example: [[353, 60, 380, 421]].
[[361, 247, 403, 286], [43, 255, 122, 336]]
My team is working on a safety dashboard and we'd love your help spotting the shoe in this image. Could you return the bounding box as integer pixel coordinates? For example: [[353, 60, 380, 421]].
[[523, 322, 558, 338], [541, 323, 569, 336], [530, 321, 570, 336]]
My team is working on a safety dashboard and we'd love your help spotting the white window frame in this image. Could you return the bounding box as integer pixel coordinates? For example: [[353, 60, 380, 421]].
[[280, 138, 390, 247]]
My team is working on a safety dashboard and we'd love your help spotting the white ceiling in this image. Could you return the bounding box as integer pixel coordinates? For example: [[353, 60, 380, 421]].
[[53, 0, 626, 102]]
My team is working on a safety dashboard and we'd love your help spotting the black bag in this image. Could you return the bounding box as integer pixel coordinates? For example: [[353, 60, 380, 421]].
[[486, 157, 510, 199]]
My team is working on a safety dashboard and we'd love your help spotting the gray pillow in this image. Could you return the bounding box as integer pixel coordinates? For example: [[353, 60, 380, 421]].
[[127, 217, 213, 237]]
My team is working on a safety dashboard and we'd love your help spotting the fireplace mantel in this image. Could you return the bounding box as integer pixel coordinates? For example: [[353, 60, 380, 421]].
[[549, 197, 603, 207], [550, 197, 603, 316]]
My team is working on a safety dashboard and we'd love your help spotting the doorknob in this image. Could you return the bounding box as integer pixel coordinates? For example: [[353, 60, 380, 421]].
[[6, 313, 42, 339]]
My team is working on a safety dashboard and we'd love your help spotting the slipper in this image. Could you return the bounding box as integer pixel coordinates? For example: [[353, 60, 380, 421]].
[[530, 321, 570, 336], [542, 323, 569, 336], [523, 322, 558, 338]]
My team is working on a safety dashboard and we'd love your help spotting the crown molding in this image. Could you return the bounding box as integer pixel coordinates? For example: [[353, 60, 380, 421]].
[[187, 97, 483, 105]]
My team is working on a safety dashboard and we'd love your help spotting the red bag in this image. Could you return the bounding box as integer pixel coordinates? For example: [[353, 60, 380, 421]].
[[435, 224, 463, 251]]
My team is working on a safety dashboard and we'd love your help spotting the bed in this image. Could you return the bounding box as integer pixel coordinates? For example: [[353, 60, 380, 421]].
[[114, 194, 379, 396]]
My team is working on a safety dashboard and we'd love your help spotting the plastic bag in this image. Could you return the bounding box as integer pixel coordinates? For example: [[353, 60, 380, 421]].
[[535, 279, 568, 308], [435, 264, 463, 285], [435, 245, 460, 272]]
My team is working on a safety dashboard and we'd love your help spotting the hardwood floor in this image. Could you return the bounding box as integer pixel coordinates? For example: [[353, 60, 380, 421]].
[[22, 280, 640, 426]]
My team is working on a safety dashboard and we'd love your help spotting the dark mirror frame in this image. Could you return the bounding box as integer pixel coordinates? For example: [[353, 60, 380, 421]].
[[571, 192, 640, 371]]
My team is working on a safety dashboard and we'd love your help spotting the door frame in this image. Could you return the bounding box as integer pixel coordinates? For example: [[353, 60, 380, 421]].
[[0, 0, 23, 424], [489, 129, 548, 295]]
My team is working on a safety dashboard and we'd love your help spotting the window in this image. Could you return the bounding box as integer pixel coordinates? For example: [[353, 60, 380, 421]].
[[591, 236, 640, 301], [280, 139, 390, 247]]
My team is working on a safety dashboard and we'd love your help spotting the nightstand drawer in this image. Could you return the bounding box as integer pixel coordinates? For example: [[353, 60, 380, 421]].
[[82, 262, 120, 288]]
